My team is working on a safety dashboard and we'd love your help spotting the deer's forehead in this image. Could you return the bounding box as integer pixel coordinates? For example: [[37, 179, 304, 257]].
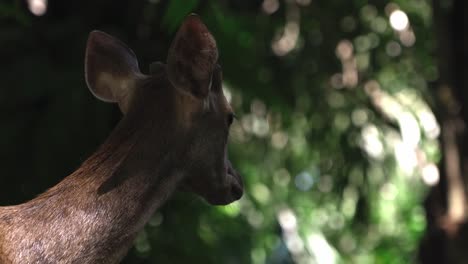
[[172, 90, 203, 128]]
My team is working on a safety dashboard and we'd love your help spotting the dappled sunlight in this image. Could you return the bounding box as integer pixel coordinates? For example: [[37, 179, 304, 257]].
[[342, 186, 358, 218], [389, 10, 409, 31], [307, 233, 338, 264], [27, 0, 47, 16], [398, 112, 420, 147], [388, 5, 417, 49], [276, 208, 323, 263], [271, 131, 289, 149], [272, 21, 300, 56], [271, 0, 301, 56], [227, 1, 437, 262], [216, 200, 242, 217], [418, 110, 440, 139], [381, 183, 398, 201], [400, 29, 416, 47], [394, 140, 418, 174], [274, 168, 291, 186], [362, 78, 440, 181], [361, 124, 384, 159], [335, 40, 358, 88], [252, 183, 271, 204], [238, 99, 271, 137], [262, 0, 280, 14], [421, 163, 440, 186], [278, 208, 297, 232], [351, 109, 369, 126]]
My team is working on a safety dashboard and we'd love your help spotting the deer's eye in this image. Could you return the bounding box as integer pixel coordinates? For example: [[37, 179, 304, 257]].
[[227, 113, 236, 126]]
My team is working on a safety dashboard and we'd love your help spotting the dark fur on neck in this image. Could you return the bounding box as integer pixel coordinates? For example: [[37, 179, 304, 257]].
[[0, 79, 186, 264]]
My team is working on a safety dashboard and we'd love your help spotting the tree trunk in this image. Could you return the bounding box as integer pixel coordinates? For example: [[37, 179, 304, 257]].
[[418, 0, 468, 263]]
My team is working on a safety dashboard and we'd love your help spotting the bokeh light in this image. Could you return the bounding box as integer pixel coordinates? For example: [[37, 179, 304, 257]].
[[389, 10, 409, 31], [27, 0, 47, 16]]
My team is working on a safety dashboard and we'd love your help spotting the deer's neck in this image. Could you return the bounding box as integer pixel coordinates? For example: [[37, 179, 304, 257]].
[[1, 112, 185, 263]]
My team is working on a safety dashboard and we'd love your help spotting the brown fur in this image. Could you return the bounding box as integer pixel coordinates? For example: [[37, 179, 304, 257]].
[[0, 15, 243, 263]]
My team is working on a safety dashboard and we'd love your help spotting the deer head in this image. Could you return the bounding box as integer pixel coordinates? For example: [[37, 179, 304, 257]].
[[84, 15, 243, 205]]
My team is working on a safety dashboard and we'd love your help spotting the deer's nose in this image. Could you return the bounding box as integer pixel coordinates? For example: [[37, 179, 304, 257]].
[[229, 168, 243, 201], [230, 183, 243, 200]]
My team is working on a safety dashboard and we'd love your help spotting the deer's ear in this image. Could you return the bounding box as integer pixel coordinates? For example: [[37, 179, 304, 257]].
[[85, 30, 141, 112], [167, 14, 218, 98]]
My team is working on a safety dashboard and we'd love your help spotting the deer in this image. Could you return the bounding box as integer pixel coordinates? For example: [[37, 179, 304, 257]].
[[0, 14, 244, 263]]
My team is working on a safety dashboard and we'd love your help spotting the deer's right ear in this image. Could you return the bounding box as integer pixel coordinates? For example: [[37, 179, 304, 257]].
[[85, 30, 141, 112], [167, 15, 218, 99]]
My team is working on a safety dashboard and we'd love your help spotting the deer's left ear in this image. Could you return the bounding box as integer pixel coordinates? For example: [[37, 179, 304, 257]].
[[167, 14, 218, 98], [85, 30, 142, 113]]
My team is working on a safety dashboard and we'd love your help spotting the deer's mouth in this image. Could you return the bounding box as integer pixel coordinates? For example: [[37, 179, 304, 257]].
[[227, 165, 243, 199], [203, 164, 243, 206], [179, 159, 244, 205]]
